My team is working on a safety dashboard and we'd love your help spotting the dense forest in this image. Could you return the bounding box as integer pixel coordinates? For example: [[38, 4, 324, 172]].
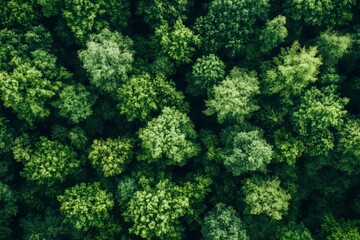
[[1, 0, 360, 239]]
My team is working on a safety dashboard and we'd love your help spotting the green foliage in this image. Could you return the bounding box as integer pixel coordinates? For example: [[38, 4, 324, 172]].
[[194, 0, 270, 56], [116, 73, 157, 122], [0, 58, 60, 125], [202, 203, 249, 240], [262, 41, 322, 101], [205, 68, 260, 124], [0, 29, 23, 71], [137, 0, 192, 26], [63, 0, 130, 44], [316, 31, 352, 68], [0, 181, 17, 239], [123, 179, 194, 239], [78, 29, 134, 94], [37, 0, 62, 17], [58, 182, 114, 231], [242, 177, 291, 220], [223, 130, 273, 176], [0, 117, 14, 154], [63, 0, 104, 44], [292, 87, 348, 156], [276, 222, 313, 240], [285, 0, 356, 27], [53, 84, 95, 123], [68, 127, 88, 150], [336, 118, 360, 174], [0, 0, 39, 29], [156, 19, 200, 65], [30, 50, 73, 82], [187, 54, 226, 96], [117, 177, 138, 207], [117, 73, 188, 122], [88, 138, 133, 177], [20, 208, 77, 240], [24, 26, 54, 52], [138, 107, 199, 166], [13, 135, 80, 185], [63, 0, 131, 43], [259, 16, 288, 53], [102, 0, 130, 31], [321, 214, 360, 240], [273, 128, 304, 166], [1, 0, 360, 238]]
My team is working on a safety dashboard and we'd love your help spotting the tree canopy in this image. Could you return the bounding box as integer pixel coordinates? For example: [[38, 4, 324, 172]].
[[138, 107, 199, 166], [2, 1, 360, 239]]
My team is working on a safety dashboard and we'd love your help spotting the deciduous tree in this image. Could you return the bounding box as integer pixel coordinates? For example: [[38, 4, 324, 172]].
[[53, 84, 95, 123], [292, 87, 348, 156], [156, 19, 200, 65], [242, 177, 291, 220], [202, 203, 249, 240], [194, 0, 270, 57], [78, 29, 134, 94], [138, 107, 199, 166], [262, 41, 322, 101], [259, 16, 288, 54], [13, 135, 80, 185], [117, 73, 188, 122], [223, 130, 273, 176], [88, 138, 133, 177], [58, 182, 114, 231], [187, 54, 226, 96], [205, 68, 260, 124]]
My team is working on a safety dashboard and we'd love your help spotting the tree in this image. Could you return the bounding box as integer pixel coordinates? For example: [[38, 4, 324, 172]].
[[30, 50, 73, 83], [0, 181, 18, 239], [68, 127, 88, 150], [58, 182, 114, 231], [194, 0, 270, 57], [62, 0, 130, 44], [78, 29, 134, 94], [316, 31, 352, 68], [117, 177, 138, 208], [63, 0, 105, 44], [292, 87, 348, 156], [12, 135, 80, 185], [321, 214, 360, 240], [205, 68, 260, 124], [335, 118, 360, 174], [186, 54, 226, 96], [0, 28, 26, 71], [276, 222, 313, 240], [0, 0, 39, 29], [242, 177, 291, 220], [201, 203, 249, 240], [88, 138, 133, 177], [0, 116, 14, 154], [138, 107, 199, 166], [261, 41, 322, 101], [37, 0, 62, 17], [259, 16, 288, 54], [20, 208, 77, 240], [116, 73, 158, 122], [156, 19, 200, 65], [137, 0, 192, 27], [117, 73, 188, 122], [285, 0, 356, 27], [0, 58, 60, 125], [53, 84, 95, 123], [223, 130, 273, 176], [124, 178, 210, 240], [272, 128, 304, 166]]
